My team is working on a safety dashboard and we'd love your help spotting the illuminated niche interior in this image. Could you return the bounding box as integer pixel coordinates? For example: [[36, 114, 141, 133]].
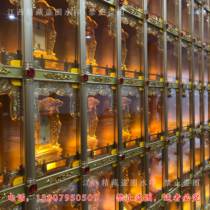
[[124, 0, 143, 10], [34, 82, 79, 168], [205, 174, 210, 202], [182, 44, 191, 84], [183, 139, 190, 174], [168, 143, 178, 182], [168, 89, 177, 132], [87, 85, 116, 152], [167, 0, 178, 26], [149, 150, 163, 193], [194, 49, 202, 84], [204, 91, 208, 123], [123, 158, 145, 209], [195, 185, 202, 208], [195, 137, 201, 167], [182, 0, 191, 33], [0, 80, 22, 187], [182, 90, 190, 128], [204, 53, 210, 85], [148, 27, 163, 80], [33, 0, 79, 72], [148, 0, 162, 17], [87, 168, 117, 210], [148, 89, 163, 139], [122, 86, 143, 147], [204, 12, 210, 44], [194, 5, 201, 39], [121, 15, 143, 78], [86, 2, 116, 76], [194, 90, 200, 127], [167, 37, 178, 82], [0, 0, 21, 67], [204, 132, 209, 161]]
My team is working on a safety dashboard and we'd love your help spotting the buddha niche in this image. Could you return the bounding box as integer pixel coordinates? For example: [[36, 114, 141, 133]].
[[122, 28, 129, 71]]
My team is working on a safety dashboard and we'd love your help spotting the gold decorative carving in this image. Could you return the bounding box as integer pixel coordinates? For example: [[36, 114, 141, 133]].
[[0, 66, 10, 75], [44, 73, 73, 80]]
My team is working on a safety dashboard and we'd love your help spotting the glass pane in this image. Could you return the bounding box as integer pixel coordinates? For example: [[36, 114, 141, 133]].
[[148, 0, 162, 17], [204, 52, 210, 85], [182, 44, 191, 84], [194, 49, 202, 85], [34, 82, 79, 176], [33, 0, 79, 72], [204, 132, 209, 161], [204, 91, 208, 124], [122, 157, 145, 208], [168, 89, 177, 133], [122, 86, 143, 148], [167, 36, 178, 82], [0, 79, 22, 188], [194, 5, 201, 40], [204, 11, 210, 44], [36, 180, 81, 209], [195, 137, 201, 167], [183, 138, 190, 174], [182, 0, 191, 33], [121, 15, 143, 78], [149, 149, 163, 194], [0, 0, 22, 67], [87, 85, 116, 156], [194, 90, 200, 126], [182, 90, 190, 128], [125, 0, 143, 10], [168, 142, 178, 183], [87, 166, 118, 210], [167, 0, 179, 26], [148, 27, 163, 80], [148, 89, 164, 140], [86, 4, 116, 76]]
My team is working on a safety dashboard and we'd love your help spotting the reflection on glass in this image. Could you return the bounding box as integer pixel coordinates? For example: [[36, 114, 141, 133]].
[[148, 0, 162, 17], [87, 167, 117, 210], [167, 0, 178, 26], [204, 12, 210, 44], [204, 132, 209, 161], [122, 87, 143, 148], [87, 85, 116, 153], [168, 143, 177, 182], [37, 180, 80, 210], [148, 27, 163, 80], [195, 137, 201, 167], [125, 0, 143, 10], [123, 158, 145, 209], [148, 89, 163, 139], [168, 89, 177, 132], [194, 5, 201, 39], [0, 0, 21, 67], [194, 49, 202, 84], [182, 0, 191, 33], [86, 4, 115, 76], [204, 91, 208, 124], [0, 80, 22, 187], [167, 37, 178, 82], [194, 90, 200, 126], [183, 139, 190, 174], [121, 16, 143, 78], [34, 82, 79, 174], [149, 150, 163, 194], [182, 91, 190, 128], [182, 44, 191, 84], [33, 0, 79, 72]]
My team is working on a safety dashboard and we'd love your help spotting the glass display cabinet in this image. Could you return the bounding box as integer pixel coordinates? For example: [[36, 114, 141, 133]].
[[148, 88, 164, 141], [34, 82, 79, 176], [148, 26, 163, 81], [121, 14, 143, 78], [87, 166, 118, 210], [33, 0, 79, 72], [204, 90, 208, 124], [204, 132, 209, 161], [122, 157, 145, 209], [181, 43, 191, 84], [194, 137, 201, 167], [0, 79, 23, 188], [147, 0, 163, 17], [85, 1, 116, 76], [194, 4, 201, 40], [168, 142, 178, 184], [194, 90, 200, 127], [36, 179, 80, 210], [149, 149, 163, 197], [87, 85, 116, 157], [204, 11, 210, 44], [182, 0, 191, 34], [182, 90, 190, 129], [124, 0, 143, 11], [168, 89, 178, 133], [194, 48, 202, 85], [0, 0, 22, 67], [167, 36, 178, 83], [182, 138, 191, 175], [121, 86, 143, 149], [167, 0, 179, 27]]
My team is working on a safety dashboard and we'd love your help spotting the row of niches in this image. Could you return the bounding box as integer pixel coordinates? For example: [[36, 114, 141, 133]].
[[0, 79, 209, 187], [1, 164, 210, 210], [0, 0, 210, 80]]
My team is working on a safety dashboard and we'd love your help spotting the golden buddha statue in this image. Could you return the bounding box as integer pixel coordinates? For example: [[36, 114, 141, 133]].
[[35, 96, 63, 164]]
